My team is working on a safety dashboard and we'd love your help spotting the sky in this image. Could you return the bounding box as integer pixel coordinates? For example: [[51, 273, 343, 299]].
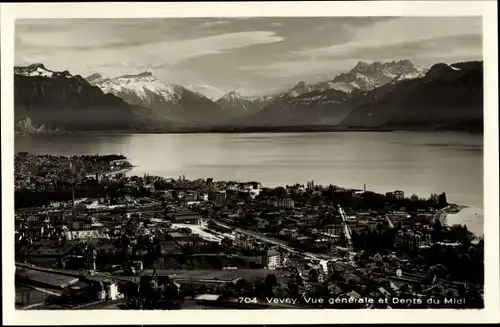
[[15, 17, 482, 97]]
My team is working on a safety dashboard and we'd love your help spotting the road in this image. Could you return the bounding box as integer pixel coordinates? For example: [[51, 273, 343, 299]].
[[100, 167, 132, 177], [337, 205, 353, 249], [386, 216, 394, 228], [433, 206, 450, 225], [232, 227, 326, 261]]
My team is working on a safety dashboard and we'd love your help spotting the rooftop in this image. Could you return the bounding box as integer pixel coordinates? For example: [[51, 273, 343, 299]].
[[17, 268, 79, 288], [194, 294, 222, 301]]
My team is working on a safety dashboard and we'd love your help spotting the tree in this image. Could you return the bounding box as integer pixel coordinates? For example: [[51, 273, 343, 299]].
[[429, 193, 440, 206], [410, 194, 419, 202], [338, 233, 347, 247], [330, 269, 346, 283], [431, 219, 444, 241], [235, 278, 251, 296], [272, 187, 287, 197], [438, 192, 448, 209], [265, 273, 278, 290], [448, 224, 474, 246], [119, 281, 140, 308], [286, 280, 300, 297], [159, 282, 184, 309], [221, 237, 233, 252]]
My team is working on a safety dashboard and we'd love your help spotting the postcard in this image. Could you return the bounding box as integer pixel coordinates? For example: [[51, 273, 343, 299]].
[[1, 1, 498, 324]]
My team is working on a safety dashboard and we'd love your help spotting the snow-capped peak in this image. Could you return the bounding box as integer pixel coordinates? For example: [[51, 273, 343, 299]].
[[93, 71, 181, 103], [85, 73, 103, 83], [185, 84, 226, 100], [117, 71, 153, 79], [14, 63, 72, 78], [394, 71, 426, 81], [220, 91, 245, 102], [291, 81, 309, 91], [329, 59, 427, 91]]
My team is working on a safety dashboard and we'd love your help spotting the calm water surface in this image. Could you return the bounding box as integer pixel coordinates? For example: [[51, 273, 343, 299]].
[[16, 132, 484, 236]]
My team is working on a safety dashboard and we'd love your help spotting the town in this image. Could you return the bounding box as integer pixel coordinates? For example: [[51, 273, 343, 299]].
[[14, 153, 484, 310]]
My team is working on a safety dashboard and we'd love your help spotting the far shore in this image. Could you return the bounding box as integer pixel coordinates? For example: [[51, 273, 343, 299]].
[[15, 125, 483, 136]]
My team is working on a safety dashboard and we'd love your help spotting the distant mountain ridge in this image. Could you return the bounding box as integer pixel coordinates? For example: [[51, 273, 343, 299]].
[[185, 84, 227, 101], [240, 60, 482, 132], [14, 60, 483, 133], [215, 91, 275, 117], [275, 60, 427, 99], [240, 60, 428, 127], [332, 59, 427, 91], [88, 71, 226, 125], [14, 63, 148, 132], [340, 61, 483, 131], [15, 117, 50, 134]]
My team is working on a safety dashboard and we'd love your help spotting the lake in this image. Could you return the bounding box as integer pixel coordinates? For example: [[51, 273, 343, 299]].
[[15, 131, 484, 236]]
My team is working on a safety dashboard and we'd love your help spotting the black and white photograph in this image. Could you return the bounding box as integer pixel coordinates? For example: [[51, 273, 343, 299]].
[[1, 1, 499, 324]]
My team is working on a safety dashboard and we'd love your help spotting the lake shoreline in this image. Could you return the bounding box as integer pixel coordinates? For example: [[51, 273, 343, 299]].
[[16, 131, 484, 236], [15, 125, 483, 136]]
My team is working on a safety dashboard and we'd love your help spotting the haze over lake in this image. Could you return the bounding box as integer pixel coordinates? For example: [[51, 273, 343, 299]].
[[16, 131, 484, 236]]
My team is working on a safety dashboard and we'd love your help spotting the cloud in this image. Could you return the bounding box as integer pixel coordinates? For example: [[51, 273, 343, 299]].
[[295, 17, 482, 60], [14, 17, 482, 95], [339, 34, 482, 62], [236, 17, 482, 82], [131, 31, 285, 66], [239, 59, 360, 79], [238, 32, 482, 80], [199, 20, 231, 28], [17, 30, 285, 74]]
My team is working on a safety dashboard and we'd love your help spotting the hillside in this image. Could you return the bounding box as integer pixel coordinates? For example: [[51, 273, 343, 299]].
[[88, 72, 227, 126], [339, 61, 483, 131], [216, 91, 275, 117], [241, 60, 427, 127], [14, 64, 148, 132]]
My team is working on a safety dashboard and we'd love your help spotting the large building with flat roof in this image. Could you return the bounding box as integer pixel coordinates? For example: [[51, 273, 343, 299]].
[[16, 268, 79, 289]]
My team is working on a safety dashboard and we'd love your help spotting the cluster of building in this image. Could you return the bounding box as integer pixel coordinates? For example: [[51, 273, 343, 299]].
[[14, 154, 482, 309], [15, 153, 131, 193]]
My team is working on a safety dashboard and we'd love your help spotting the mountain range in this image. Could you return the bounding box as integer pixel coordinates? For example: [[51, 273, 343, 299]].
[[184, 84, 227, 101], [340, 61, 483, 130], [87, 71, 226, 125], [14, 64, 148, 132], [216, 91, 276, 117], [14, 60, 483, 133], [241, 60, 428, 127]]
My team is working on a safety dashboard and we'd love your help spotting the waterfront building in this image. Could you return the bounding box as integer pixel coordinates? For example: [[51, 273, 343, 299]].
[[109, 159, 129, 167]]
